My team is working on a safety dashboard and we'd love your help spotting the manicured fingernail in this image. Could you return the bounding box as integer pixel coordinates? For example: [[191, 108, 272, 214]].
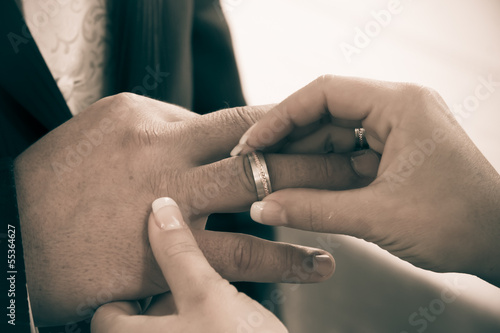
[[351, 150, 379, 178], [239, 131, 250, 146], [313, 254, 335, 277], [250, 201, 287, 226], [231, 124, 258, 156], [230, 143, 246, 157], [230, 132, 251, 156], [151, 197, 185, 231]]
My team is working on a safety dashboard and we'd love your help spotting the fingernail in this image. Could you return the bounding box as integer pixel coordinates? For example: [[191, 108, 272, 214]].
[[230, 131, 251, 156], [230, 124, 257, 157], [351, 150, 379, 178], [230, 143, 247, 157], [313, 254, 335, 277], [250, 201, 287, 226], [239, 131, 250, 146], [151, 197, 185, 231]]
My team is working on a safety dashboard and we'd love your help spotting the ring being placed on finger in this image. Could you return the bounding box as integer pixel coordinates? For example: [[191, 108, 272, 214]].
[[247, 151, 272, 201], [354, 128, 369, 150]]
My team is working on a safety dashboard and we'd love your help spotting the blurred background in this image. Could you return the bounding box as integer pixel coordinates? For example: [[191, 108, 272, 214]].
[[221, 0, 500, 332]]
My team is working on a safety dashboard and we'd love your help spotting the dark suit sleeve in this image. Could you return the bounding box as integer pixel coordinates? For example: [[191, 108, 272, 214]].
[[191, 0, 246, 114], [0, 158, 31, 333]]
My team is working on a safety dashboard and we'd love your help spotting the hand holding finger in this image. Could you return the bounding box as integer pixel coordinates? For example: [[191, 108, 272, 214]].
[[229, 75, 388, 156], [234, 75, 500, 285], [181, 150, 380, 218], [148, 197, 222, 312], [93, 198, 289, 333]]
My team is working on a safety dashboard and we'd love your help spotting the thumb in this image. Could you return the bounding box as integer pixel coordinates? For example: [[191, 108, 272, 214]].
[[91, 301, 141, 333], [148, 197, 223, 312], [249, 187, 385, 240]]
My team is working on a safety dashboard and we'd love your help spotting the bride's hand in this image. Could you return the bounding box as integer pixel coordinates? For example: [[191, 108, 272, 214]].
[[233, 75, 500, 286]]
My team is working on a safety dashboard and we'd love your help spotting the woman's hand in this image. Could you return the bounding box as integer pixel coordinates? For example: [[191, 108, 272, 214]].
[[91, 197, 287, 333], [232, 75, 500, 286]]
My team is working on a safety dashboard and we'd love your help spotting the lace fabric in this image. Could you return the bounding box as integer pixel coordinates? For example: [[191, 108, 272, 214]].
[[22, 0, 110, 115]]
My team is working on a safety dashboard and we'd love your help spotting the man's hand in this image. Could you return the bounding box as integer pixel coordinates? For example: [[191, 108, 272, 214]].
[[14, 93, 378, 325]]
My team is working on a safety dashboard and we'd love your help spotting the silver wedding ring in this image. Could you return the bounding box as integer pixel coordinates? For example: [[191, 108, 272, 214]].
[[354, 128, 369, 150], [247, 151, 272, 200]]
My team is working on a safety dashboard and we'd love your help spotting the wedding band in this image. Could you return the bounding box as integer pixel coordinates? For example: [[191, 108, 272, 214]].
[[354, 128, 369, 150], [247, 151, 272, 200]]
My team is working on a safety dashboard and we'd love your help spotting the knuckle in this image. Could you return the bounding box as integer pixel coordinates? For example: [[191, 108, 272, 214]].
[[231, 106, 260, 130], [137, 121, 163, 146], [316, 74, 335, 87], [320, 155, 336, 183], [232, 236, 263, 276], [397, 82, 424, 94], [419, 85, 440, 99], [80, 92, 136, 118], [180, 169, 210, 219], [398, 83, 435, 105], [321, 155, 357, 189], [305, 199, 325, 232], [280, 243, 297, 272], [110, 92, 147, 122], [395, 83, 449, 118], [111, 92, 137, 104], [208, 106, 257, 136], [161, 240, 201, 260], [120, 116, 169, 150]]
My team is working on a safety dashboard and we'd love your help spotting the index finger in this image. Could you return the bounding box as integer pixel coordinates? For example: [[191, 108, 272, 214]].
[[148, 197, 223, 311], [230, 75, 387, 156]]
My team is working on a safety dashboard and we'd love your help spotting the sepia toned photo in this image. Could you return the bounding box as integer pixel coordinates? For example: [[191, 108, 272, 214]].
[[1, 1, 499, 332]]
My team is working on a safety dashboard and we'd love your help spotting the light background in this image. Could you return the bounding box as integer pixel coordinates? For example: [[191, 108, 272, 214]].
[[222, 0, 500, 332]]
